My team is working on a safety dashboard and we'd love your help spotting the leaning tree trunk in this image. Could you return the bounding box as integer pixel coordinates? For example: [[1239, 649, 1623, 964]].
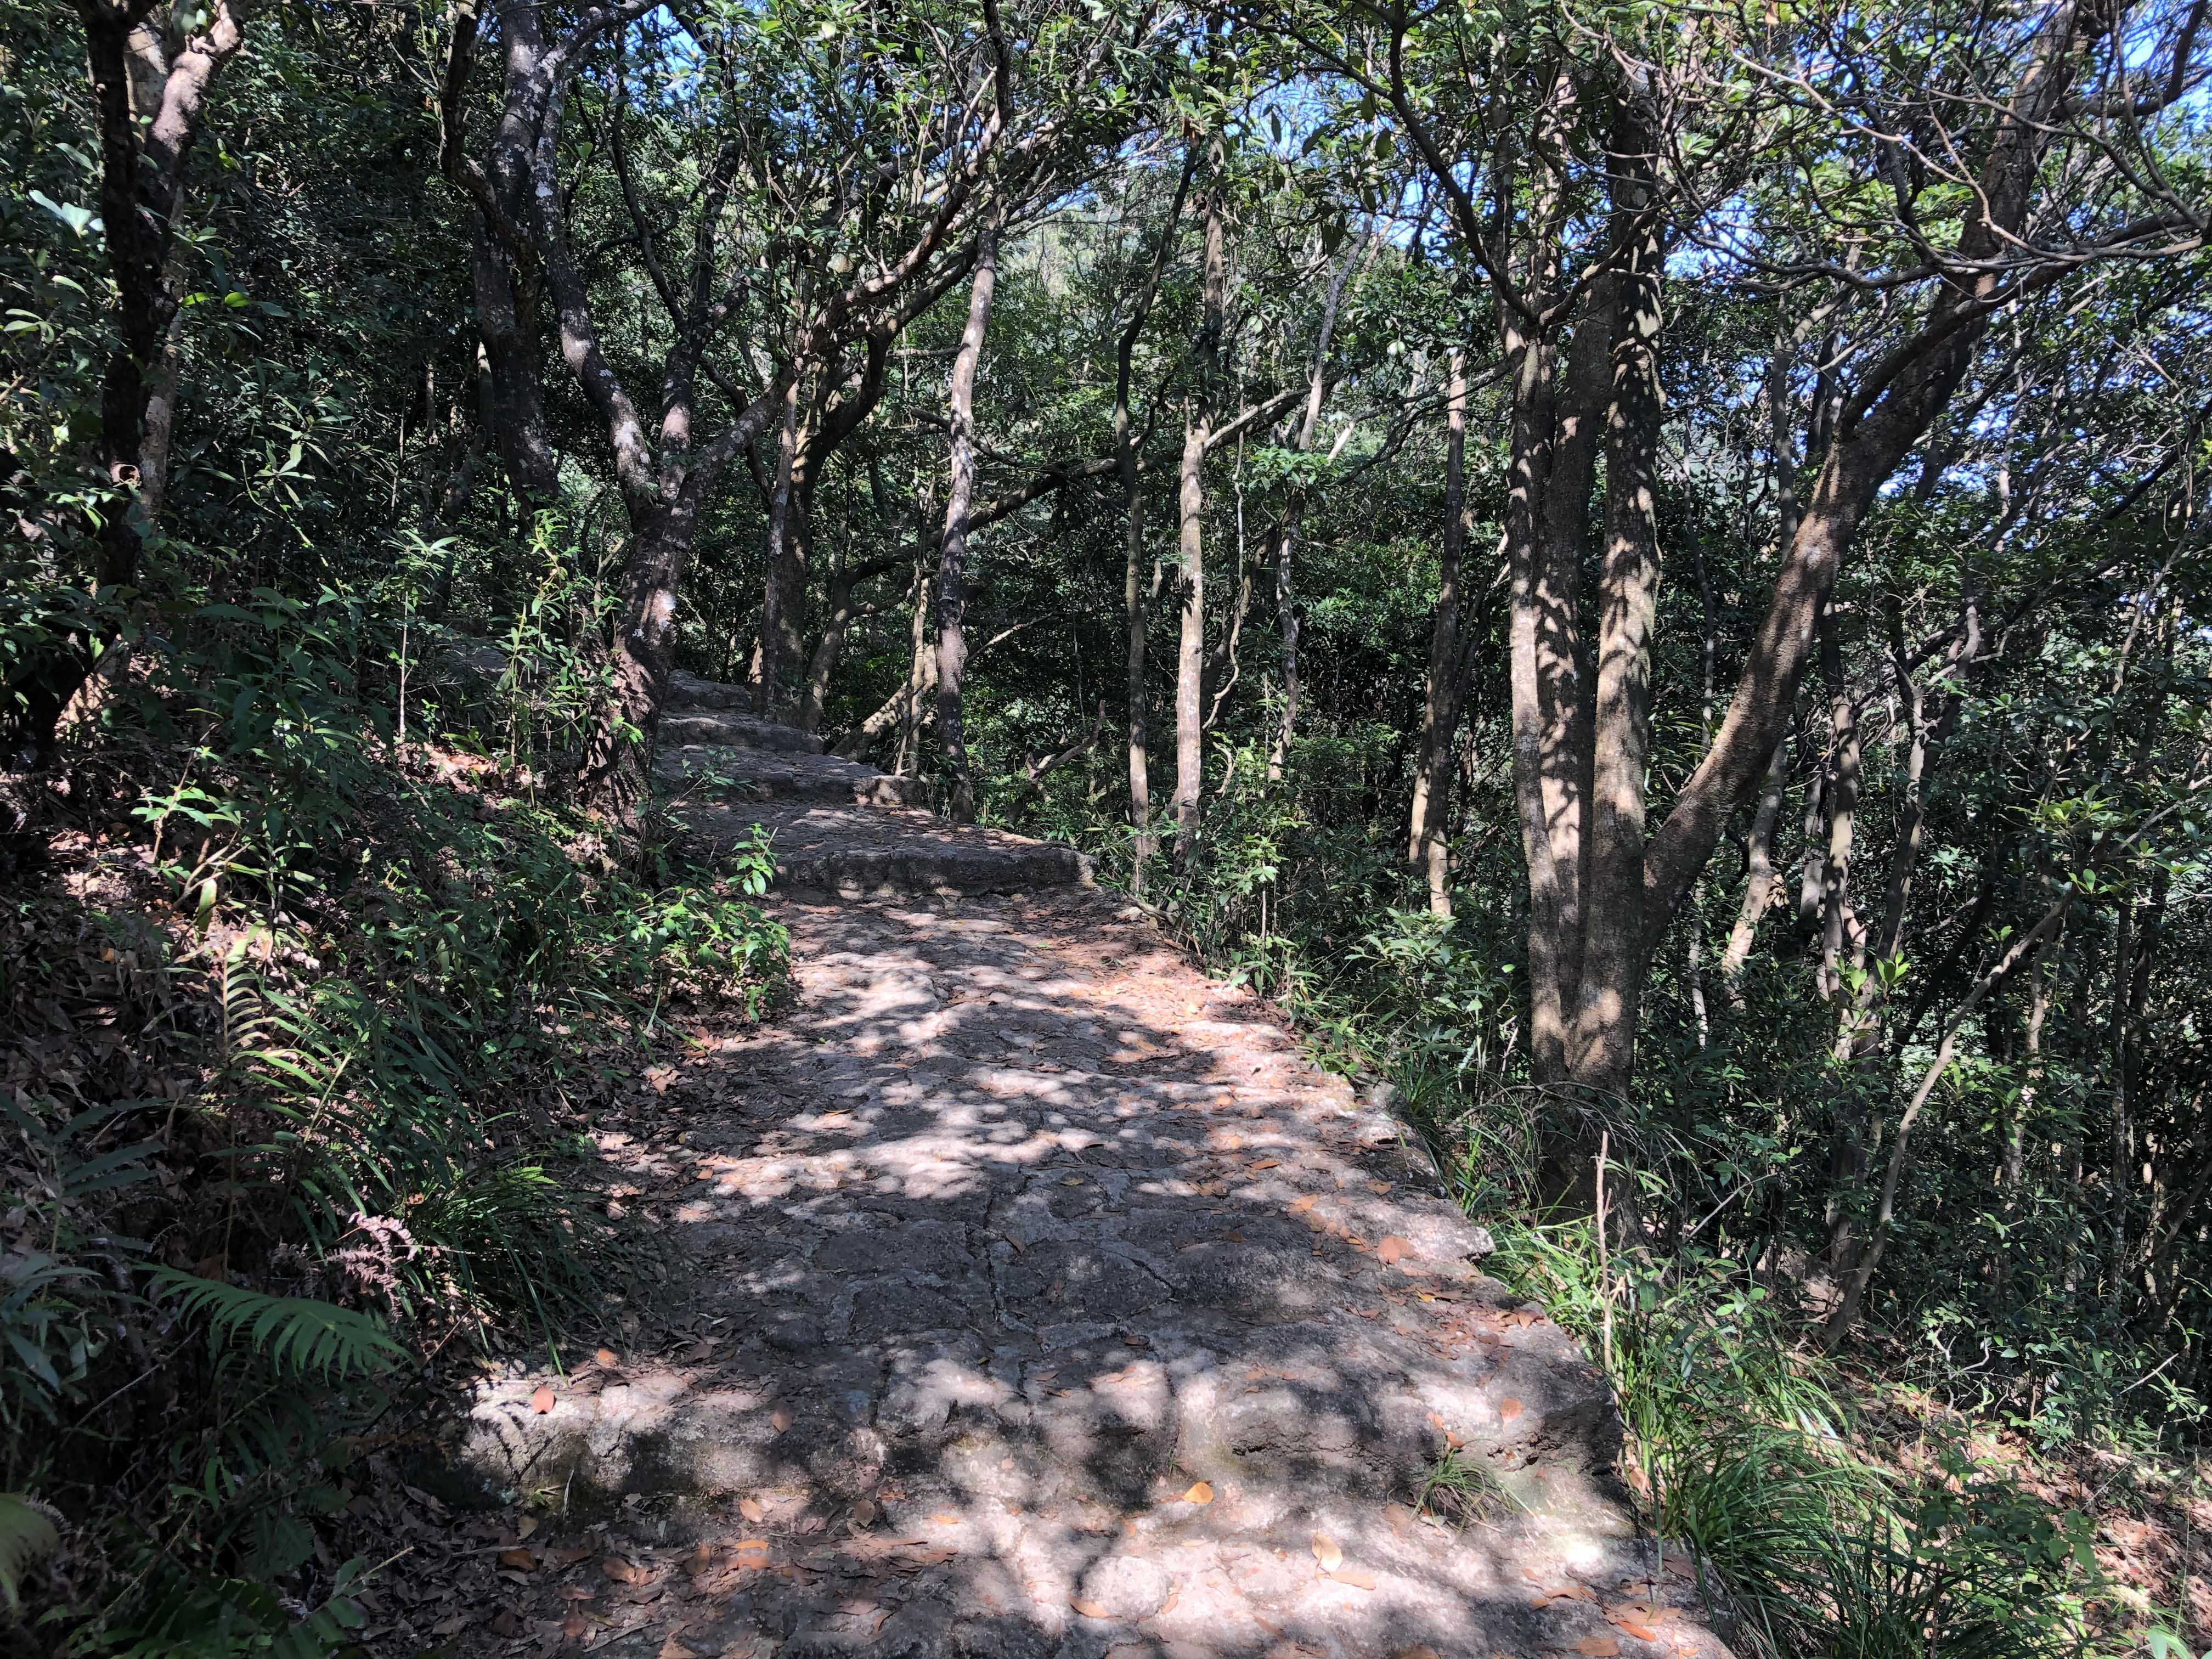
[[935, 212, 1003, 824]]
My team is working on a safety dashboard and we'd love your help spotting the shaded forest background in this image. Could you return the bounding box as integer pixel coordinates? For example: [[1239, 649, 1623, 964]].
[[7, 0, 2212, 1650]]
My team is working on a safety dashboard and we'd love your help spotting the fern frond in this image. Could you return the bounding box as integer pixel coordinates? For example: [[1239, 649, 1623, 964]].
[[150, 1271, 405, 1381], [0, 1493, 59, 1613]]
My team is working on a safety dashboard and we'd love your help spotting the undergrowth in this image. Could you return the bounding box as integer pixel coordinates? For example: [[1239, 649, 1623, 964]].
[[1, 586, 786, 1654]]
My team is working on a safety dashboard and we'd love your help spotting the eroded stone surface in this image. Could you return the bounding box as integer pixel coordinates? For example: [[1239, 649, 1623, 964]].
[[395, 885, 1730, 1659]]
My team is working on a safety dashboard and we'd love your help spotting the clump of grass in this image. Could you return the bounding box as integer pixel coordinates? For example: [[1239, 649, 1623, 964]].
[[1413, 1447, 1520, 1528], [1489, 1220, 2111, 1659]]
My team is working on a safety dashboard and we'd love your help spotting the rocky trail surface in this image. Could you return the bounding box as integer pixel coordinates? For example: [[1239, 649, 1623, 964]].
[[369, 678, 1728, 1659]]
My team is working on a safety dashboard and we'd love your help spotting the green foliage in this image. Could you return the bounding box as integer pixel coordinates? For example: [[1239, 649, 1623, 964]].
[[1492, 1221, 2109, 1658], [150, 1271, 404, 1383], [0, 1497, 59, 1616]]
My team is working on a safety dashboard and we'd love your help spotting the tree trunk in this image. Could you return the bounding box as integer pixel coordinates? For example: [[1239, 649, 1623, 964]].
[[1113, 150, 1194, 893], [1171, 138, 1227, 873], [1271, 232, 1358, 782], [755, 375, 802, 718], [1564, 115, 1664, 1106], [1409, 349, 1471, 912], [577, 506, 690, 822], [935, 211, 1003, 824], [1172, 409, 1209, 868], [1719, 734, 1791, 1006]]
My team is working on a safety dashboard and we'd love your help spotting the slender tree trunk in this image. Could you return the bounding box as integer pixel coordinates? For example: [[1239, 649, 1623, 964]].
[[935, 211, 1003, 824], [1172, 407, 1208, 868], [1113, 152, 1194, 890], [1720, 735, 1791, 1006], [1269, 512, 1301, 786], [1271, 233, 1357, 781], [1171, 139, 1227, 872], [755, 375, 802, 718], [1409, 349, 1471, 912]]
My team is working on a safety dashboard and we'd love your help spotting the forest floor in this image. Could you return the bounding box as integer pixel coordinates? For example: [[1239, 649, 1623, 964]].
[[351, 683, 1732, 1659]]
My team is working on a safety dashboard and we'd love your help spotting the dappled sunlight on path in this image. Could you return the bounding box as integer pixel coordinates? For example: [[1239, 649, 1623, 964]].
[[388, 887, 1728, 1659]]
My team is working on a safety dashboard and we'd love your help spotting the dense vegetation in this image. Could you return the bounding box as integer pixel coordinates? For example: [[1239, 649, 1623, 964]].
[[5, 0, 2212, 1650]]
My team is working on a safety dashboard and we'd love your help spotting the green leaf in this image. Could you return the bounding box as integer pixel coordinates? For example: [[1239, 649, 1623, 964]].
[[0, 1494, 59, 1613]]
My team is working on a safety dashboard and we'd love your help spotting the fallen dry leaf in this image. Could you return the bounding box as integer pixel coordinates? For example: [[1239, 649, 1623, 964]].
[[932, 1511, 961, 1525], [1378, 1235, 1412, 1265], [739, 1497, 765, 1522], [547, 1546, 595, 1567], [562, 1613, 589, 1640], [1311, 1533, 1343, 1573], [529, 1384, 555, 1414], [497, 1547, 537, 1570], [770, 1407, 793, 1431], [1181, 1481, 1214, 1505], [1327, 1568, 1378, 1590], [596, 1346, 619, 1368], [1071, 1598, 1112, 1620], [1574, 1641, 1621, 1658], [516, 1515, 538, 1540], [490, 1607, 520, 1638], [603, 1556, 644, 1584], [1394, 1647, 1442, 1659], [731, 1539, 771, 1555], [1499, 1397, 1525, 1422]]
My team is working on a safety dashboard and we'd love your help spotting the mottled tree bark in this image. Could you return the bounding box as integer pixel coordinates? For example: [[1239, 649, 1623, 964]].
[[1171, 134, 1227, 872], [935, 209, 1003, 824]]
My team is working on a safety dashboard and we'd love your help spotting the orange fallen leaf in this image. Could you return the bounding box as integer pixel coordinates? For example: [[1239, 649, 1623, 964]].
[[562, 1613, 589, 1640], [932, 1512, 961, 1525], [1070, 1598, 1111, 1619], [1327, 1568, 1378, 1589], [1310, 1533, 1343, 1573], [1251, 1159, 1280, 1170], [739, 1497, 765, 1522], [1611, 1620, 1661, 1641], [498, 1548, 538, 1570], [602, 1557, 643, 1584], [1574, 1641, 1621, 1658], [771, 1407, 793, 1431], [1395, 1649, 1442, 1659], [1544, 1582, 1598, 1603], [1181, 1481, 1214, 1504], [1499, 1397, 1525, 1422], [731, 1540, 771, 1555], [1289, 1195, 1317, 1214], [530, 1384, 556, 1414], [1378, 1235, 1412, 1265]]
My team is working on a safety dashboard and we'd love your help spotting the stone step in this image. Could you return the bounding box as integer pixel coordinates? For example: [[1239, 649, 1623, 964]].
[[678, 802, 1093, 896], [660, 707, 826, 755], [657, 743, 924, 808]]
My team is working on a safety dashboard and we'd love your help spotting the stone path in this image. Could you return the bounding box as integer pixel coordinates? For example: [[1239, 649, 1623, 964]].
[[371, 681, 1728, 1659]]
